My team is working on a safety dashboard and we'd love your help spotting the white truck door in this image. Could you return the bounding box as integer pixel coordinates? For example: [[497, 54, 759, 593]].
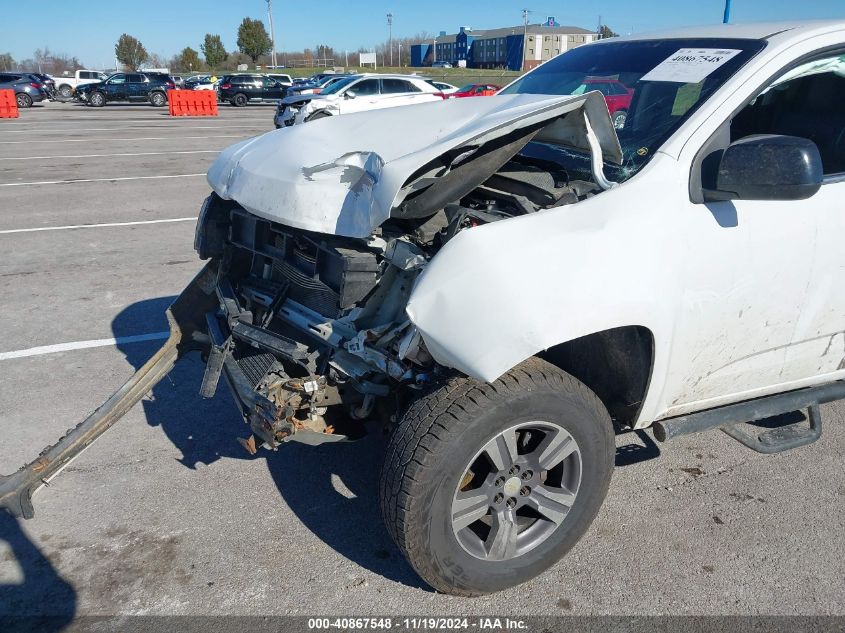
[[661, 54, 845, 414]]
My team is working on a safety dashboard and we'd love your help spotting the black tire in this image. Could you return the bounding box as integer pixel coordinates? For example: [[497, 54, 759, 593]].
[[149, 91, 167, 107], [231, 93, 248, 107], [16, 93, 33, 108], [612, 109, 628, 130], [305, 110, 331, 122], [88, 91, 106, 107], [380, 357, 614, 596], [57, 84, 73, 99]]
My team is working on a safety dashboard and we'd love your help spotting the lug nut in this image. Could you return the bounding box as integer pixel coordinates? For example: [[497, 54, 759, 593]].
[[508, 465, 520, 476], [494, 493, 504, 504], [506, 497, 517, 508], [494, 476, 506, 487], [520, 486, 531, 496], [521, 469, 533, 480]]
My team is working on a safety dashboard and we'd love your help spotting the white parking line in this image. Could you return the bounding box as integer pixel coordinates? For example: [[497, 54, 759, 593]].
[[0, 217, 196, 235], [1, 125, 270, 133], [0, 332, 170, 361], [0, 135, 248, 145], [0, 150, 219, 161], [0, 174, 205, 187]]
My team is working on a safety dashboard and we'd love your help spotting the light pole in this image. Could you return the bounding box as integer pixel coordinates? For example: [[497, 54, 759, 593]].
[[522, 8, 529, 72], [266, 0, 278, 68], [433, 36, 437, 63], [387, 13, 394, 67]]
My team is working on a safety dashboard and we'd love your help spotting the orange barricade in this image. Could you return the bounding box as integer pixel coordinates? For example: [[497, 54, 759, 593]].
[[0, 89, 19, 118], [167, 89, 218, 117]]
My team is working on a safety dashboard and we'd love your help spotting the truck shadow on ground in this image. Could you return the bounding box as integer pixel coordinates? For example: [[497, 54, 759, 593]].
[[112, 296, 660, 591], [0, 511, 76, 632], [113, 296, 427, 590]]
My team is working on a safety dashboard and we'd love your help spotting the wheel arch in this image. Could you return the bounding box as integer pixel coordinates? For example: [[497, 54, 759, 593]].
[[537, 325, 654, 430]]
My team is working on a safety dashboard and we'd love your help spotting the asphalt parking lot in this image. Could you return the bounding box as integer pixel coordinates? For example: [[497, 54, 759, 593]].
[[0, 100, 844, 619]]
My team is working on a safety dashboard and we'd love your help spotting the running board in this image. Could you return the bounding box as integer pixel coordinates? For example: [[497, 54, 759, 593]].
[[652, 381, 845, 453]]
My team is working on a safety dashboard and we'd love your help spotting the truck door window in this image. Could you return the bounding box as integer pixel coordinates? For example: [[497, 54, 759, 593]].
[[731, 53, 845, 175]]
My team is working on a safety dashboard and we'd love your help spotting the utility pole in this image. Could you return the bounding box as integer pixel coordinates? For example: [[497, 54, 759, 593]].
[[266, 0, 278, 68], [433, 36, 437, 63], [387, 13, 394, 67], [522, 8, 529, 72], [723, 0, 732, 23]]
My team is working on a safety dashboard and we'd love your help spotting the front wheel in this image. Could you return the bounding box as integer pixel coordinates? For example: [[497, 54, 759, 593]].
[[149, 91, 167, 107], [16, 93, 33, 108], [88, 91, 106, 107], [57, 84, 73, 99], [380, 358, 614, 596]]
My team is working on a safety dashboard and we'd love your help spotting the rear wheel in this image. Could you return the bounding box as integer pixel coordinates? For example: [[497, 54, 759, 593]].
[[380, 357, 615, 596], [57, 84, 73, 99], [16, 93, 33, 108], [88, 91, 106, 107], [149, 91, 167, 107], [231, 93, 248, 107]]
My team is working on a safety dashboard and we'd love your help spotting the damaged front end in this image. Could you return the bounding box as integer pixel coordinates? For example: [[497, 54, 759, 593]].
[[196, 92, 623, 450], [0, 92, 621, 518]]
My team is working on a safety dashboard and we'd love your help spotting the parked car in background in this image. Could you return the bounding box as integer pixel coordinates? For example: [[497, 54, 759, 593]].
[[431, 60, 453, 68], [289, 74, 355, 96], [217, 74, 288, 106], [449, 83, 502, 98], [185, 75, 216, 90], [171, 75, 184, 87], [428, 80, 459, 94], [577, 77, 634, 129], [0, 73, 50, 107], [267, 73, 293, 86], [52, 69, 109, 98], [29, 73, 57, 99], [275, 74, 443, 127], [75, 72, 175, 107]]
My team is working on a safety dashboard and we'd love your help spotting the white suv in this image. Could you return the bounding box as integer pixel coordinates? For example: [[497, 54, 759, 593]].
[[274, 74, 443, 127]]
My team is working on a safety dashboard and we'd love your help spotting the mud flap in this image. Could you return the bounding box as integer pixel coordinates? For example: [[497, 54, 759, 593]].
[[0, 263, 218, 519]]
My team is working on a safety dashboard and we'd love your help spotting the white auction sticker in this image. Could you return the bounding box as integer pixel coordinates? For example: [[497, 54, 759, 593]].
[[640, 48, 742, 83]]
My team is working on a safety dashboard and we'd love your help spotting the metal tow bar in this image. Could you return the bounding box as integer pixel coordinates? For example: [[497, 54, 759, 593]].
[[0, 264, 218, 519]]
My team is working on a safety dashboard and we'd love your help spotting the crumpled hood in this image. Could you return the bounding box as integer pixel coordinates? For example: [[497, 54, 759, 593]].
[[207, 92, 621, 238], [279, 92, 328, 106]]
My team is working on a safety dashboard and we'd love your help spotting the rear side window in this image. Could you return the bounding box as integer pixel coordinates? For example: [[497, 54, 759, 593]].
[[731, 53, 845, 175], [127, 74, 145, 83], [382, 79, 420, 93]]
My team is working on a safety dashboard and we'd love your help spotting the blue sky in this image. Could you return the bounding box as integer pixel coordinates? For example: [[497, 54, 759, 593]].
[[4, 0, 844, 67]]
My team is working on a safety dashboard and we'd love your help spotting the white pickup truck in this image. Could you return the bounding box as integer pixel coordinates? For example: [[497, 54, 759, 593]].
[[2, 20, 844, 597], [52, 69, 109, 98]]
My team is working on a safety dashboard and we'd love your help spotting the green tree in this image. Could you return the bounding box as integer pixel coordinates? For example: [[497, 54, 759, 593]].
[[598, 25, 619, 39], [176, 47, 202, 72], [115, 34, 148, 70], [0, 53, 14, 71], [237, 17, 272, 64], [201, 34, 228, 70]]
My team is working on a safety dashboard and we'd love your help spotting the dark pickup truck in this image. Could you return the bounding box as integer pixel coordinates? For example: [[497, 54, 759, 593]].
[[75, 72, 175, 107]]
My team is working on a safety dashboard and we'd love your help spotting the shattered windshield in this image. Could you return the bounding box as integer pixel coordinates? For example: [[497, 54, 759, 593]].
[[501, 38, 766, 180]]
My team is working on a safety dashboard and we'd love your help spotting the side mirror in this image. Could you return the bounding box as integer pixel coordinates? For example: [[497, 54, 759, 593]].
[[704, 135, 823, 202], [344, 90, 356, 99]]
